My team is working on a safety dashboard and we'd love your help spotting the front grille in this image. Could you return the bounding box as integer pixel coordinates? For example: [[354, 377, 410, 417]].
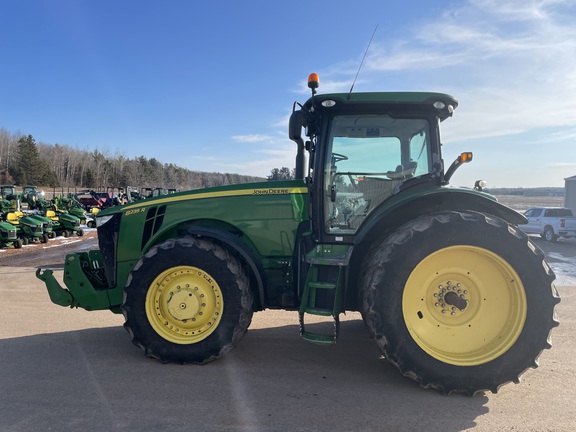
[[97, 213, 122, 288]]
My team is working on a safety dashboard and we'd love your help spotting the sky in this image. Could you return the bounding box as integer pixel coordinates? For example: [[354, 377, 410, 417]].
[[1, 0, 575, 188]]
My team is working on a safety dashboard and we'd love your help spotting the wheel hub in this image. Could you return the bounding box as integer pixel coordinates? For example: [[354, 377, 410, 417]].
[[167, 289, 201, 321], [145, 266, 224, 344], [433, 281, 469, 316]]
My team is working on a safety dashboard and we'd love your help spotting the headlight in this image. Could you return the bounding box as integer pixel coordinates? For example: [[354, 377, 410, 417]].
[[96, 215, 114, 227]]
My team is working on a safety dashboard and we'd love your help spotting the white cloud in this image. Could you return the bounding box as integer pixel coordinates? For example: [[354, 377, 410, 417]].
[[355, 0, 576, 145], [209, 137, 296, 178], [547, 162, 576, 168], [231, 0, 576, 185], [231, 134, 271, 143]]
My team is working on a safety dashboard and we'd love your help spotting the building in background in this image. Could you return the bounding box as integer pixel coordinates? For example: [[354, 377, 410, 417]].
[[565, 175, 576, 213]]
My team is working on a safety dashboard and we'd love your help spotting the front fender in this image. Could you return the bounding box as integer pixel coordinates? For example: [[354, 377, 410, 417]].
[[185, 226, 267, 310], [355, 188, 526, 245]]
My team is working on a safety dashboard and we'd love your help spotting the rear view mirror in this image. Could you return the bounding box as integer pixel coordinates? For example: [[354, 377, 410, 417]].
[[289, 109, 306, 142]]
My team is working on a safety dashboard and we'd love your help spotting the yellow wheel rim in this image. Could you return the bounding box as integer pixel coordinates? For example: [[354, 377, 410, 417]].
[[145, 266, 224, 344], [402, 246, 527, 366]]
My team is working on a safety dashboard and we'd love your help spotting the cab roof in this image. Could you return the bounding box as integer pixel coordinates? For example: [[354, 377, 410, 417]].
[[305, 92, 458, 121]]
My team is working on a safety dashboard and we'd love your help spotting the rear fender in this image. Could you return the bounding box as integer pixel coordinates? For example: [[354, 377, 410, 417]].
[[355, 189, 526, 247]]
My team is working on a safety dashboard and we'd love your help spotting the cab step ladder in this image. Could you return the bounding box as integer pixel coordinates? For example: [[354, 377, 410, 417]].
[[298, 245, 353, 345]]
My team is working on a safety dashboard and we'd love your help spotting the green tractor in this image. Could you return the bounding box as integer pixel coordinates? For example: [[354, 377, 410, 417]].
[[37, 74, 559, 395], [141, 187, 167, 199], [0, 185, 20, 211], [59, 194, 90, 225], [22, 185, 44, 210]]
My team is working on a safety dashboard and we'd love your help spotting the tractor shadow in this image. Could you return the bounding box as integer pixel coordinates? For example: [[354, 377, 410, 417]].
[[0, 318, 489, 432]]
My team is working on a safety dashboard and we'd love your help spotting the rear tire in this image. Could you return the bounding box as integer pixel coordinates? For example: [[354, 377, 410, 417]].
[[122, 236, 254, 364], [543, 226, 557, 242], [361, 211, 559, 395]]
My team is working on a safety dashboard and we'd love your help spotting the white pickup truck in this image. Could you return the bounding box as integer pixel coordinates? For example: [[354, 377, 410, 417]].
[[519, 207, 576, 242]]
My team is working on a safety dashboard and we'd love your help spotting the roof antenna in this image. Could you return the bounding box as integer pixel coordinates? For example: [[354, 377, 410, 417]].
[[348, 24, 378, 100]]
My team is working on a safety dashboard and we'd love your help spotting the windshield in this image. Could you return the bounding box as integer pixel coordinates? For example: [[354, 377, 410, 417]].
[[324, 114, 431, 235]]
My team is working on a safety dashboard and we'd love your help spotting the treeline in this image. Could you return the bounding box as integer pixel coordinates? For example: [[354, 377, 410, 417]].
[[490, 187, 565, 197], [0, 128, 264, 190]]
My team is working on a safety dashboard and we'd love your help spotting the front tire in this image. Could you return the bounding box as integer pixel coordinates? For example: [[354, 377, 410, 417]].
[[361, 211, 559, 395], [122, 236, 254, 364]]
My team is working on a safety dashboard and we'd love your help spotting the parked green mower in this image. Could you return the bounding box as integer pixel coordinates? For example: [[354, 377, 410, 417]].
[[0, 219, 22, 249], [45, 210, 83, 237], [53, 193, 95, 226], [27, 212, 56, 239], [4, 211, 48, 244]]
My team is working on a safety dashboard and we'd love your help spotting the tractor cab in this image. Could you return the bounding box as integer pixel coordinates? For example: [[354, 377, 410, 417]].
[[290, 73, 458, 243]]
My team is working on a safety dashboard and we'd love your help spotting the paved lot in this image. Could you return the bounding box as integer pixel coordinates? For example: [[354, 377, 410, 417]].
[[0, 263, 574, 432]]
